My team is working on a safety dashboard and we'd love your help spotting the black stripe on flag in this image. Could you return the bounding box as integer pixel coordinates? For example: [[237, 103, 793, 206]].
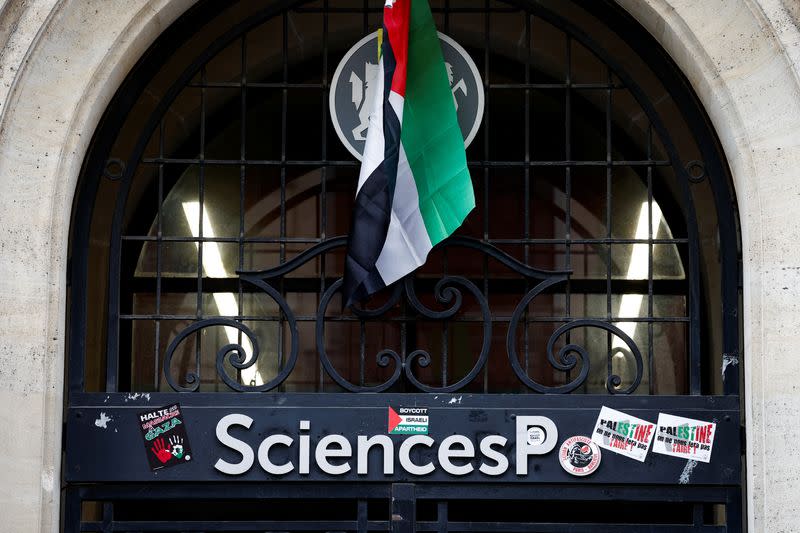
[[343, 27, 402, 307]]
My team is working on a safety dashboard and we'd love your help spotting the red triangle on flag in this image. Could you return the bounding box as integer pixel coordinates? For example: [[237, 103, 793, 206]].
[[388, 407, 402, 432]]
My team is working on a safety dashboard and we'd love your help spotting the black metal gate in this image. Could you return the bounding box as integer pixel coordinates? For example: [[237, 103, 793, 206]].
[[66, 483, 742, 532], [65, 0, 744, 531]]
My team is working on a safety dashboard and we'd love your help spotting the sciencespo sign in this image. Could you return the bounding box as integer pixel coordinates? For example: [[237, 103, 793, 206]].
[[65, 398, 740, 485], [214, 413, 557, 477]]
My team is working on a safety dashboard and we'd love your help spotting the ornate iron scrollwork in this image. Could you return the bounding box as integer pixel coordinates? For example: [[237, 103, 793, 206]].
[[162, 236, 646, 394], [162, 278, 300, 393]]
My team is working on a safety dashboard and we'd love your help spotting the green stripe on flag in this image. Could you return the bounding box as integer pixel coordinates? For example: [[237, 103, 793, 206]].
[[401, 0, 475, 245]]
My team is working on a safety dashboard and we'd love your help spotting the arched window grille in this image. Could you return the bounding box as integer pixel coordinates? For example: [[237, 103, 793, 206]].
[[72, 1, 739, 397], [66, 1, 743, 530]]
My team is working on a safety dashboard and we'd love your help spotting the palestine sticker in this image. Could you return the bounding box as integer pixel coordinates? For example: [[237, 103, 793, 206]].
[[591, 406, 656, 462], [559, 436, 601, 477], [388, 406, 429, 435], [652, 413, 716, 463], [138, 403, 193, 471]]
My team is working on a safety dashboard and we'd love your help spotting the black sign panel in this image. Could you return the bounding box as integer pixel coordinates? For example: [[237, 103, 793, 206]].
[[66, 393, 739, 485]]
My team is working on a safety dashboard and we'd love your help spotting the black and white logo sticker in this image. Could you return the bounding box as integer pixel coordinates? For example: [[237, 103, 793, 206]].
[[329, 31, 484, 160], [526, 425, 547, 447]]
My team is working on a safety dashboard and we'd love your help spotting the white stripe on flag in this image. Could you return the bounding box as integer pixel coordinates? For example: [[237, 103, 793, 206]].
[[356, 56, 385, 195], [375, 91, 433, 286]]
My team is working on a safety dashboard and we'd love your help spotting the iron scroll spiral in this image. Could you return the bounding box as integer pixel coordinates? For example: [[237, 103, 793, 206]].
[[162, 278, 300, 392], [508, 283, 645, 394], [401, 276, 492, 392], [315, 279, 404, 392]]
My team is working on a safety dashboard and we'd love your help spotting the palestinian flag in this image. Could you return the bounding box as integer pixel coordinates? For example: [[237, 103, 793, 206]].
[[342, 0, 475, 307]]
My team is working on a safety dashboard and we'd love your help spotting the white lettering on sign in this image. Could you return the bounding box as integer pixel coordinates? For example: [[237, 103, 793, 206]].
[[438, 435, 475, 476], [315, 435, 352, 475], [399, 435, 435, 475], [214, 415, 558, 477], [515, 416, 558, 475], [478, 435, 508, 476], [357, 435, 393, 474], [257, 434, 294, 475], [214, 413, 255, 475]]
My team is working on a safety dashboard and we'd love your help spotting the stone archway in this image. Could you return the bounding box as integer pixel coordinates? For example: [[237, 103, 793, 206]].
[[619, 2, 800, 530], [0, 2, 195, 530], [0, 0, 798, 531]]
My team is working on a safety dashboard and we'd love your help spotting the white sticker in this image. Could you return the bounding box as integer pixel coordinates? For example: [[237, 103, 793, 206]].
[[559, 436, 601, 476], [652, 413, 716, 463], [526, 426, 546, 446], [591, 406, 656, 462]]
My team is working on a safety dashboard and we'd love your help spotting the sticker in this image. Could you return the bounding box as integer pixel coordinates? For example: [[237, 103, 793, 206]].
[[526, 426, 547, 446], [652, 413, 716, 463], [388, 406, 429, 435], [138, 403, 193, 471], [559, 436, 601, 476], [591, 406, 656, 462]]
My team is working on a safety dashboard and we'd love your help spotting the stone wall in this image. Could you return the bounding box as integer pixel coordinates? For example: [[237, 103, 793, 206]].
[[0, 0, 797, 530], [618, 2, 800, 530]]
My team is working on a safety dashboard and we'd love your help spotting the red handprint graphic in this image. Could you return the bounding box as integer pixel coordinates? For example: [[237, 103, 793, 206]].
[[150, 437, 173, 464]]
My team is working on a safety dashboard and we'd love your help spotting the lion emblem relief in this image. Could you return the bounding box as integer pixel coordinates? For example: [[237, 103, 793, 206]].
[[349, 61, 468, 142]]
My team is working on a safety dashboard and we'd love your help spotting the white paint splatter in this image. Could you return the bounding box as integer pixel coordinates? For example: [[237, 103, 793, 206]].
[[721, 353, 739, 381], [678, 459, 698, 484], [448, 396, 463, 405], [123, 392, 151, 402], [94, 412, 112, 429]]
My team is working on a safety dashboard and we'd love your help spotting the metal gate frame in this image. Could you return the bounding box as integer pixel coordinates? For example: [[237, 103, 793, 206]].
[[64, 1, 744, 531]]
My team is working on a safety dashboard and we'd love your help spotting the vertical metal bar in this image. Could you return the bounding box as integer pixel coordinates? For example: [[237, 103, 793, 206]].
[[102, 502, 113, 533], [647, 123, 655, 395], [391, 483, 416, 533], [238, 35, 247, 386], [441, 0, 451, 389], [605, 66, 613, 389], [564, 34, 573, 386], [360, 320, 366, 387], [63, 487, 81, 533], [278, 11, 288, 376], [442, 250, 448, 388], [693, 503, 704, 527], [482, 0, 490, 393], [197, 66, 207, 316], [358, 499, 369, 533], [727, 488, 744, 532], [196, 64, 207, 386], [523, 12, 531, 378], [437, 501, 448, 533], [401, 297, 408, 391], [320, 0, 329, 392], [155, 118, 165, 390]]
